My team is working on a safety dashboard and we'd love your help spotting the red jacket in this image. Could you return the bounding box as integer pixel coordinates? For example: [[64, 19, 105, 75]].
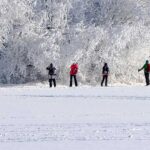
[[149, 64, 150, 72], [70, 64, 78, 75]]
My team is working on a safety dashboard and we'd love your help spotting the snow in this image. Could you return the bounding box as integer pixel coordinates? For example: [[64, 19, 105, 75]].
[[0, 86, 150, 150]]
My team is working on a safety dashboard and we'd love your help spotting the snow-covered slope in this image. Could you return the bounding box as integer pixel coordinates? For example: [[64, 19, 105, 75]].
[[0, 0, 150, 84]]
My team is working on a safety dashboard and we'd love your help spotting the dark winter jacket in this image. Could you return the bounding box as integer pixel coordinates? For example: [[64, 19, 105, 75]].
[[102, 64, 109, 76], [46, 64, 56, 76]]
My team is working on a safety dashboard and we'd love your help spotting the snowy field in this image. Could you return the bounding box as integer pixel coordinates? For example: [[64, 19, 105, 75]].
[[0, 85, 150, 150]]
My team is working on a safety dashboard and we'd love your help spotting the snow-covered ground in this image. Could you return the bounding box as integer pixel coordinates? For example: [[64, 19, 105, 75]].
[[0, 85, 150, 150]]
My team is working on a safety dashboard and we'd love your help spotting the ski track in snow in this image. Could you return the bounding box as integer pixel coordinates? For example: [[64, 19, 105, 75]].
[[2, 95, 150, 101], [0, 123, 150, 142]]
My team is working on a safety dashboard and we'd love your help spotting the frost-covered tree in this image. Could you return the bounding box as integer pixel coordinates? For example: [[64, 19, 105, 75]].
[[0, 0, 150, 84]]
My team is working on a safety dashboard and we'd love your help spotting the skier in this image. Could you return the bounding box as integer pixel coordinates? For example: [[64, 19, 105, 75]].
[[46, 63, 56, 88], [70, 63, 78, 87], [101, 63, 109, 87], [138, 60, 150, 86]]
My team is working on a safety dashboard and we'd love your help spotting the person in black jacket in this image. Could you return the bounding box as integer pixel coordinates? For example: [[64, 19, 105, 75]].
[[101, 63, 109, 87], [46, 63, 56, 87]]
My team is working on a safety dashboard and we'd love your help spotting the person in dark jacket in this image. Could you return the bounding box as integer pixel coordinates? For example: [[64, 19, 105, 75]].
[[101, 63, 109, 87], [70, 63, 78, 87], [138, 60, 150, 86], [46, 63, 56, 87]]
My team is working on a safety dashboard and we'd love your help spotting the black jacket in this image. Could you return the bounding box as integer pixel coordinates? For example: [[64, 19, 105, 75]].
[[46, 65, 56, 76], [102, 65, 109, 75]]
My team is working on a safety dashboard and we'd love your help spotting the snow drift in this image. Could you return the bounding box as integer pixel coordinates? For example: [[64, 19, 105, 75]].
[[0, 0, 150, 84]]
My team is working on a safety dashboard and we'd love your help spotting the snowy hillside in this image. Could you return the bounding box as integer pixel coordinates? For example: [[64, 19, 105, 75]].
[[0, 0, 150, 84]]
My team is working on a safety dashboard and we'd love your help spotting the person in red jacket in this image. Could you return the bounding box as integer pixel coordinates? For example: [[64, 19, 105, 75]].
[[70, 63, 78, 87]]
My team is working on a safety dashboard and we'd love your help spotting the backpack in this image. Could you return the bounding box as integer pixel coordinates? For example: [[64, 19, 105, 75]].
[[49, 67, 55, 75], [148, 64, 150, 72]]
